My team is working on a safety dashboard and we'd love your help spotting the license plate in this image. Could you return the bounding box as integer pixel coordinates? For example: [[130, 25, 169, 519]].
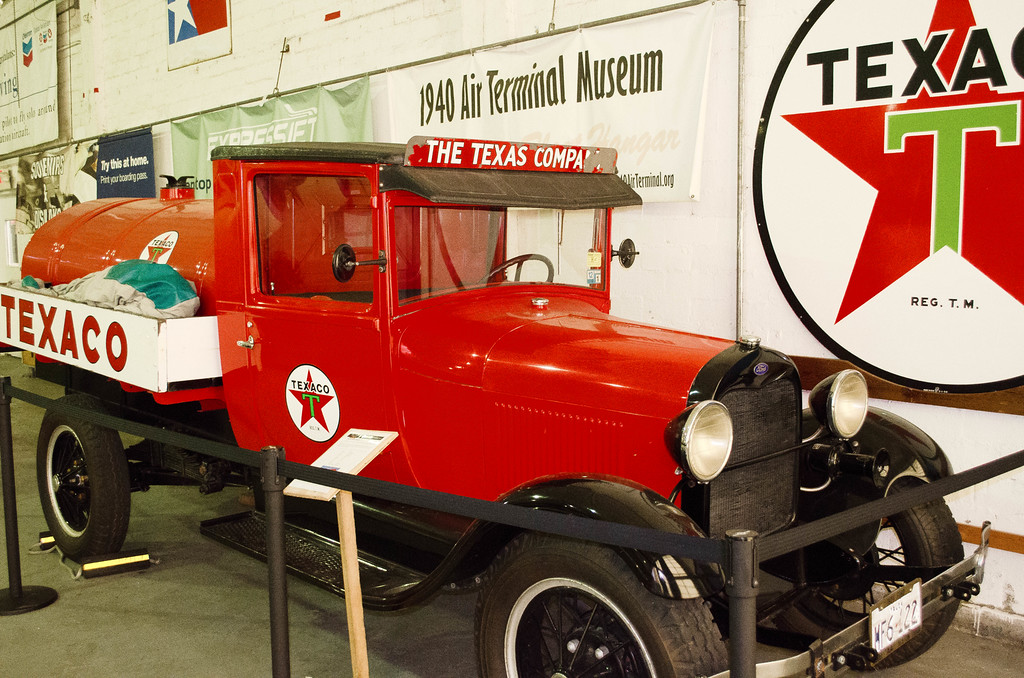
[[870, 580, 922, 656]]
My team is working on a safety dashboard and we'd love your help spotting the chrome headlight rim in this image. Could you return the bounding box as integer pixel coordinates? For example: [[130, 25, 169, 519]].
[[810, 369, 869, 439], [679, 400, 734, 482]]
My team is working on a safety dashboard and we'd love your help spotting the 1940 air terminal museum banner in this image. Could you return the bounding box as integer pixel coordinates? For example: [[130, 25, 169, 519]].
[[384, 3, 715, 203], [754, 0, 1024, 392]]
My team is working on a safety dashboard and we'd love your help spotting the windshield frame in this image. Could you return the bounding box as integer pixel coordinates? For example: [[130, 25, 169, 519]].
[[383, 191, 613, 311]]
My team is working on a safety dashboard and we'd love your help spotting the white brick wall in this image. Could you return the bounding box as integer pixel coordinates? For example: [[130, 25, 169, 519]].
[[71, 0, 681, 135]]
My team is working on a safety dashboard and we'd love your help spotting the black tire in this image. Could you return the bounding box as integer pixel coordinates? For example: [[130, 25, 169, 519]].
[[776, 485, 963, 670], [476, 533, 728, 677], [36, 394, 130, 558]]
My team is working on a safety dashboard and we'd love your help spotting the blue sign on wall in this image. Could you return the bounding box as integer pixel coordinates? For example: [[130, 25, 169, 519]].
[[97, 129, 155, 198]]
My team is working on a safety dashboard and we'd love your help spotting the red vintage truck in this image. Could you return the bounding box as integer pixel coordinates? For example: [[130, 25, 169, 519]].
[[3, 137, 987, 676]]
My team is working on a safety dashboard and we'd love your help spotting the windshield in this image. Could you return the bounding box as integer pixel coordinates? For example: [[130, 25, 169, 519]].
[[394, 205, 608, 304]]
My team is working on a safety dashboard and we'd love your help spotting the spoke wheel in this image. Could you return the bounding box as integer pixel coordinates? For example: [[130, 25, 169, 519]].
[[508, 578, 654, 678], [477, 533, 727, 678], [47, 425, 91, 536], [776, 485, 963, 670], [37, 394, 130, 558]]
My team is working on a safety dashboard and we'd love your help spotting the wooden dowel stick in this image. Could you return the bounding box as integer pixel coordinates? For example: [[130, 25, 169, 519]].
[[336, 490, 370, 678]]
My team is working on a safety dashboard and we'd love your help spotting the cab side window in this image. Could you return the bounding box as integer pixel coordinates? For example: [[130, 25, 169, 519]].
[[254, 174, 374, 303]]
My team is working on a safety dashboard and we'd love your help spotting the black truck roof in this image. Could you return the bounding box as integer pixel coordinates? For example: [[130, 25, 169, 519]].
[[211, 142, 642, 209]]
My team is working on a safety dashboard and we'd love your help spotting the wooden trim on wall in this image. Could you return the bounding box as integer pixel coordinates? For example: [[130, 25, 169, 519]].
[[791, 355, 1024, 416], [959, 523, 1024, 555]]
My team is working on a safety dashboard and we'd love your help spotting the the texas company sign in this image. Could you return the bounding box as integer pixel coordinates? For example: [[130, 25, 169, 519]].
[[754, 0, 1024, 392]]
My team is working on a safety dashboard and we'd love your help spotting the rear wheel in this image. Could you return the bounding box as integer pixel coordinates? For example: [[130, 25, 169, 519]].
[[476, 533, 727, 677], [776, 487, 962, 669], [36, 394, 130, 558]]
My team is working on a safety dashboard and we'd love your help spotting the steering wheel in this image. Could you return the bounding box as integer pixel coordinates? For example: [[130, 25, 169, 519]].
[[486, 253, 555, 283]]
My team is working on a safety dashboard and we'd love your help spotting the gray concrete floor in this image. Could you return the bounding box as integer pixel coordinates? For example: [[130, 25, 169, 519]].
[[1, 354, 1022, 677]]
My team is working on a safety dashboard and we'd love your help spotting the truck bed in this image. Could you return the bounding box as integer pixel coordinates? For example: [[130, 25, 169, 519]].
[[0, 284, 222, 392]]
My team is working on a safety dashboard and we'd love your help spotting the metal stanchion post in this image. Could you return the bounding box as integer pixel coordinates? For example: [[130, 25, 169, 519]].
[[0, 376, 58, 615], [726, 529, 758, 678], [261, 445, 291, 678]]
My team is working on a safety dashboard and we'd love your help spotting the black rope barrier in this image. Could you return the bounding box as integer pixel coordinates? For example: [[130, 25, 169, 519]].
[[760, 448, 1024, 560]]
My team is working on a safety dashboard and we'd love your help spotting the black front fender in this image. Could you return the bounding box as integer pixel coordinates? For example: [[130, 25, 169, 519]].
[[800, 407, 953, 555], [446, 476, 725, 600]]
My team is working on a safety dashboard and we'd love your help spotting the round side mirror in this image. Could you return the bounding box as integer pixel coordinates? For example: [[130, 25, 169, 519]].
[[614, 238, 638, 268], [332, 243, 356, 282]]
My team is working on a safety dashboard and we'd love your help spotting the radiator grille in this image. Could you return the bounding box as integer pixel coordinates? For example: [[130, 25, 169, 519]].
[[709, 380, 799, 537]]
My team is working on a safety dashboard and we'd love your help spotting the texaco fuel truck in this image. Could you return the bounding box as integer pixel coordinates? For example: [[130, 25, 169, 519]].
[[1, 138, 987, 677]]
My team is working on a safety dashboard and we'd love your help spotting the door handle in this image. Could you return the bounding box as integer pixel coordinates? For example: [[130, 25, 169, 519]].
[[237, 335, 254, 349]]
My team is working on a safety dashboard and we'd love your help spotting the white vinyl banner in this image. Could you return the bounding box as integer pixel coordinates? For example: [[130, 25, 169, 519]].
[[0, 0, 57, 155], [384, 4, 715, 203]]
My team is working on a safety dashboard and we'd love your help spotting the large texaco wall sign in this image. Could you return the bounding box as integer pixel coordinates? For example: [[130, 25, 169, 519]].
[[754, 0, 1024, 392]]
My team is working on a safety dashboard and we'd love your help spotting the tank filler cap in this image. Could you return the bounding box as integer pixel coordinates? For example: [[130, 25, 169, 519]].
[[737, 335, 761, 350], [160, 175, 195, 200]]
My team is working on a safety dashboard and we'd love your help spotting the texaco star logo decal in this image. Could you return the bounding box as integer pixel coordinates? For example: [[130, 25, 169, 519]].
[[285, 365, 340, 442], [754, 0, 1024, 392], [140, 231, 179, 265]]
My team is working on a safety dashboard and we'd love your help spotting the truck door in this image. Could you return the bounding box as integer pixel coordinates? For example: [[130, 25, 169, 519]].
[[237, 170, 392, 474]]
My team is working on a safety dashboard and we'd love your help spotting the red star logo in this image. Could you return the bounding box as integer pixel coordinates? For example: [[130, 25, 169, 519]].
[[783, 0, 1024, 323], [288, 370, 335, 429]]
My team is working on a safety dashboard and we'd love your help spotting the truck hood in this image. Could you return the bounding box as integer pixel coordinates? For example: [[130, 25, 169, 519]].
[[394, 294, 732, 417]]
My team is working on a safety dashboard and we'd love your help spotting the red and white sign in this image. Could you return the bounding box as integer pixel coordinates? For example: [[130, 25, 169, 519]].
[[141, 230, 179, 264], [754, 0, 1024, 392], [405, 136, 616, 174], [285, 364, 341, 442], [0, 285, 221, 391], [166, 0, 232, 70]]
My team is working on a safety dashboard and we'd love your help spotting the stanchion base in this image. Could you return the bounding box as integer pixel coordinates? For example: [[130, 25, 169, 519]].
[[0, 585, 58, 615]]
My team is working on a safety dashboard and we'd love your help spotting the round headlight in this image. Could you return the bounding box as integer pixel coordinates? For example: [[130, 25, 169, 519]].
[[810, 369, 868, 438], [679, 400, 733, 482]]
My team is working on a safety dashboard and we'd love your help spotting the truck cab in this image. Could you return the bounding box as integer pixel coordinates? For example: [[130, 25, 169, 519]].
[[11, 137, 980, 677]]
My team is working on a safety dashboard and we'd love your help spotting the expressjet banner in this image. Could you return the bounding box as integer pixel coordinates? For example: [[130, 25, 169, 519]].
[[754, 0, 1024, 392], [384, 3, 715, 203], [170, 79, 372, 199]]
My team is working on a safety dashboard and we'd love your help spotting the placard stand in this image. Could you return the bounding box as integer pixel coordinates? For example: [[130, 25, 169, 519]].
[[284, 429, 397, 678], [336, 490, 368, 677]]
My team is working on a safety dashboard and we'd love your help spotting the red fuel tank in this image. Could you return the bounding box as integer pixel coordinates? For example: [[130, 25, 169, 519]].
[[20, 197, 216, 313]]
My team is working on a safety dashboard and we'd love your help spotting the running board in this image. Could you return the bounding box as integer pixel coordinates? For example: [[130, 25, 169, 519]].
[[200, 511, 426, 607]]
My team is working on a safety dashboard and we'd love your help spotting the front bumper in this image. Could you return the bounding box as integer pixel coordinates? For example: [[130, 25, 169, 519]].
[[710, 521, 991, 677]]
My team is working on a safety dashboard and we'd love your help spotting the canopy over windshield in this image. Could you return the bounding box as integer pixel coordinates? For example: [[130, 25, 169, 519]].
[[214, 141, 642, 210]]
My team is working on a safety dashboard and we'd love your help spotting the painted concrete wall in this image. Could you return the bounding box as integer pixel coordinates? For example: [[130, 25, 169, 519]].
[[14, 0, 1024, 634]]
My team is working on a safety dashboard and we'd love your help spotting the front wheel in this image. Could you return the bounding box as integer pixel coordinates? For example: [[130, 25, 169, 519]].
[[776, 485, 963, 670], [476, 533, 727, 677], [36, 394, 130, 558]]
